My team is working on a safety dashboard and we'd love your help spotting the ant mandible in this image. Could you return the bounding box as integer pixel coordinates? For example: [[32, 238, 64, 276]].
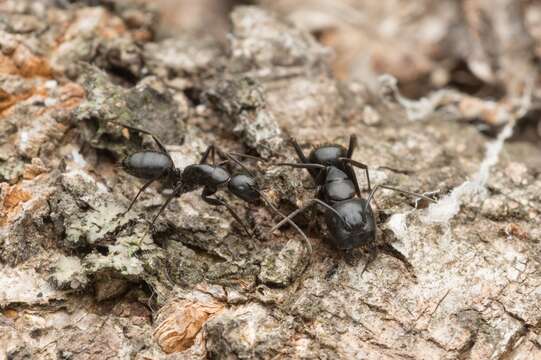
[[270, 135, 435, 269], [114, 122, 310, 249]]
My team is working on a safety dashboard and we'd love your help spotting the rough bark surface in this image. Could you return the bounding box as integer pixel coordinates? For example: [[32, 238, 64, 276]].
[[1, 1, 541, 359]]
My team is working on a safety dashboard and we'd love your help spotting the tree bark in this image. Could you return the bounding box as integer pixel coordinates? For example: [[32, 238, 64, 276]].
[[1, 1, 541, 359]]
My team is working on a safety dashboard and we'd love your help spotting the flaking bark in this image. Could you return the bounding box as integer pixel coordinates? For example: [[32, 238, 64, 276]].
[[1, 1, 541, 359]]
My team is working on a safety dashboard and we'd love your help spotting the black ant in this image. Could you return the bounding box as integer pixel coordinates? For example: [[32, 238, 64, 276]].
[[270, 135, 436, 271], [114, 122, 310, 248]]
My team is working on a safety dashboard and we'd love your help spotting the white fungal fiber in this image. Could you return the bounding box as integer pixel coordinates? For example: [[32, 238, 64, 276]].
[[387, 212, 411, 240], [378, 74, 453, 121], [422, 120, 515, 224], [380, 74, 532, 228], [422, 86, 531, 224]]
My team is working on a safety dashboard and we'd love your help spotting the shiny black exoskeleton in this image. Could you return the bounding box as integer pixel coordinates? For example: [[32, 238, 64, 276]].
[[271, 136, 435, 252], [117, 123, 309, 246]]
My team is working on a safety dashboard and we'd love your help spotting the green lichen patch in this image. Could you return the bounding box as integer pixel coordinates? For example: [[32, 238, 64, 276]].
[[51, 169, 135, 248], [258, 239, 307, 287], [49, 255, 88, 291]]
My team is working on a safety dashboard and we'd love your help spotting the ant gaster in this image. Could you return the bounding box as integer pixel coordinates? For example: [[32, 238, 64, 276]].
[[270, 136, 435, 264], [115, 122, 310, 248]]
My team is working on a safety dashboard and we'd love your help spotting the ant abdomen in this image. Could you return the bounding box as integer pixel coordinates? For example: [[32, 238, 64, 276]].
[[322, 167, 356, 203], [122, 151, 173, 180]]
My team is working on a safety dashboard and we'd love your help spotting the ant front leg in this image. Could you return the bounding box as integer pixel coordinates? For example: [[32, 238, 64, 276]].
[[201, 187, 253, 237], [360, 241, 378, 277]]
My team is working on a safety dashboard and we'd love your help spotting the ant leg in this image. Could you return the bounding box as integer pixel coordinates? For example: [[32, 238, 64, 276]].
[[339, 157, 371, 193], [290, 138, 309, 163], [346, 134, 357, 159], [344, 135, 362, 196], [201, 144, 256, 176], [137, 191, 177, 245], [143, 180, 188, 240], [414, 189, 440, 208], [201, 188, 253, 237], [269, 198, 348, 234], [122, 178, 155, 215], [213, 147, 256, 176], [360, 242, 377, 277], [111, 121, 169, 155], [258, 192, 312, 255], [346, 165, 362, 198], [149, 192, 176, 228], [199, 144, 216, 165], [365, 184, 437, 210], [290, 138, 317, 178]]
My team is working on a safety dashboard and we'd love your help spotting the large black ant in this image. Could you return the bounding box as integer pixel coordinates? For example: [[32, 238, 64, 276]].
[[114, 122, 310, 248], [270, 135, 435, 270]]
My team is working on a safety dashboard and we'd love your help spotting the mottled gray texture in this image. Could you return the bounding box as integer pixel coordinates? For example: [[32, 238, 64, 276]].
[[1, 1, 541, 359]]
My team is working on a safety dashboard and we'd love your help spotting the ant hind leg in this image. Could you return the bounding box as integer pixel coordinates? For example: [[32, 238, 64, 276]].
[[122, 178, 156, 216], [136, 192, 177, 246]]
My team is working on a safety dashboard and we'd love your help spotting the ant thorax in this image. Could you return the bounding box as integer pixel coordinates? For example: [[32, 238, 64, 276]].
[[323, 167, 356, 203], [180, 164, 230, 192]]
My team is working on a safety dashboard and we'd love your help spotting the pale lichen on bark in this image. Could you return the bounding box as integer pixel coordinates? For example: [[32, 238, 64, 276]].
[[1, 1, 541, 359]]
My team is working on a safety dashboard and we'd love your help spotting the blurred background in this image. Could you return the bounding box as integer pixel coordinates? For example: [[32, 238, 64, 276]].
[[149, 0, 540, 101]]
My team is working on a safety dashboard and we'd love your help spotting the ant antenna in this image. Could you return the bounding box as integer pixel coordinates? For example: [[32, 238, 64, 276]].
[[258, 191, 313, 256], [365, 185, 437, 212]]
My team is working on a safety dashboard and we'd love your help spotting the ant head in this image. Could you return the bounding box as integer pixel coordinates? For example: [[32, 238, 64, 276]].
[[325, 198, 376, 250], [228, 174, 260, 203]]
